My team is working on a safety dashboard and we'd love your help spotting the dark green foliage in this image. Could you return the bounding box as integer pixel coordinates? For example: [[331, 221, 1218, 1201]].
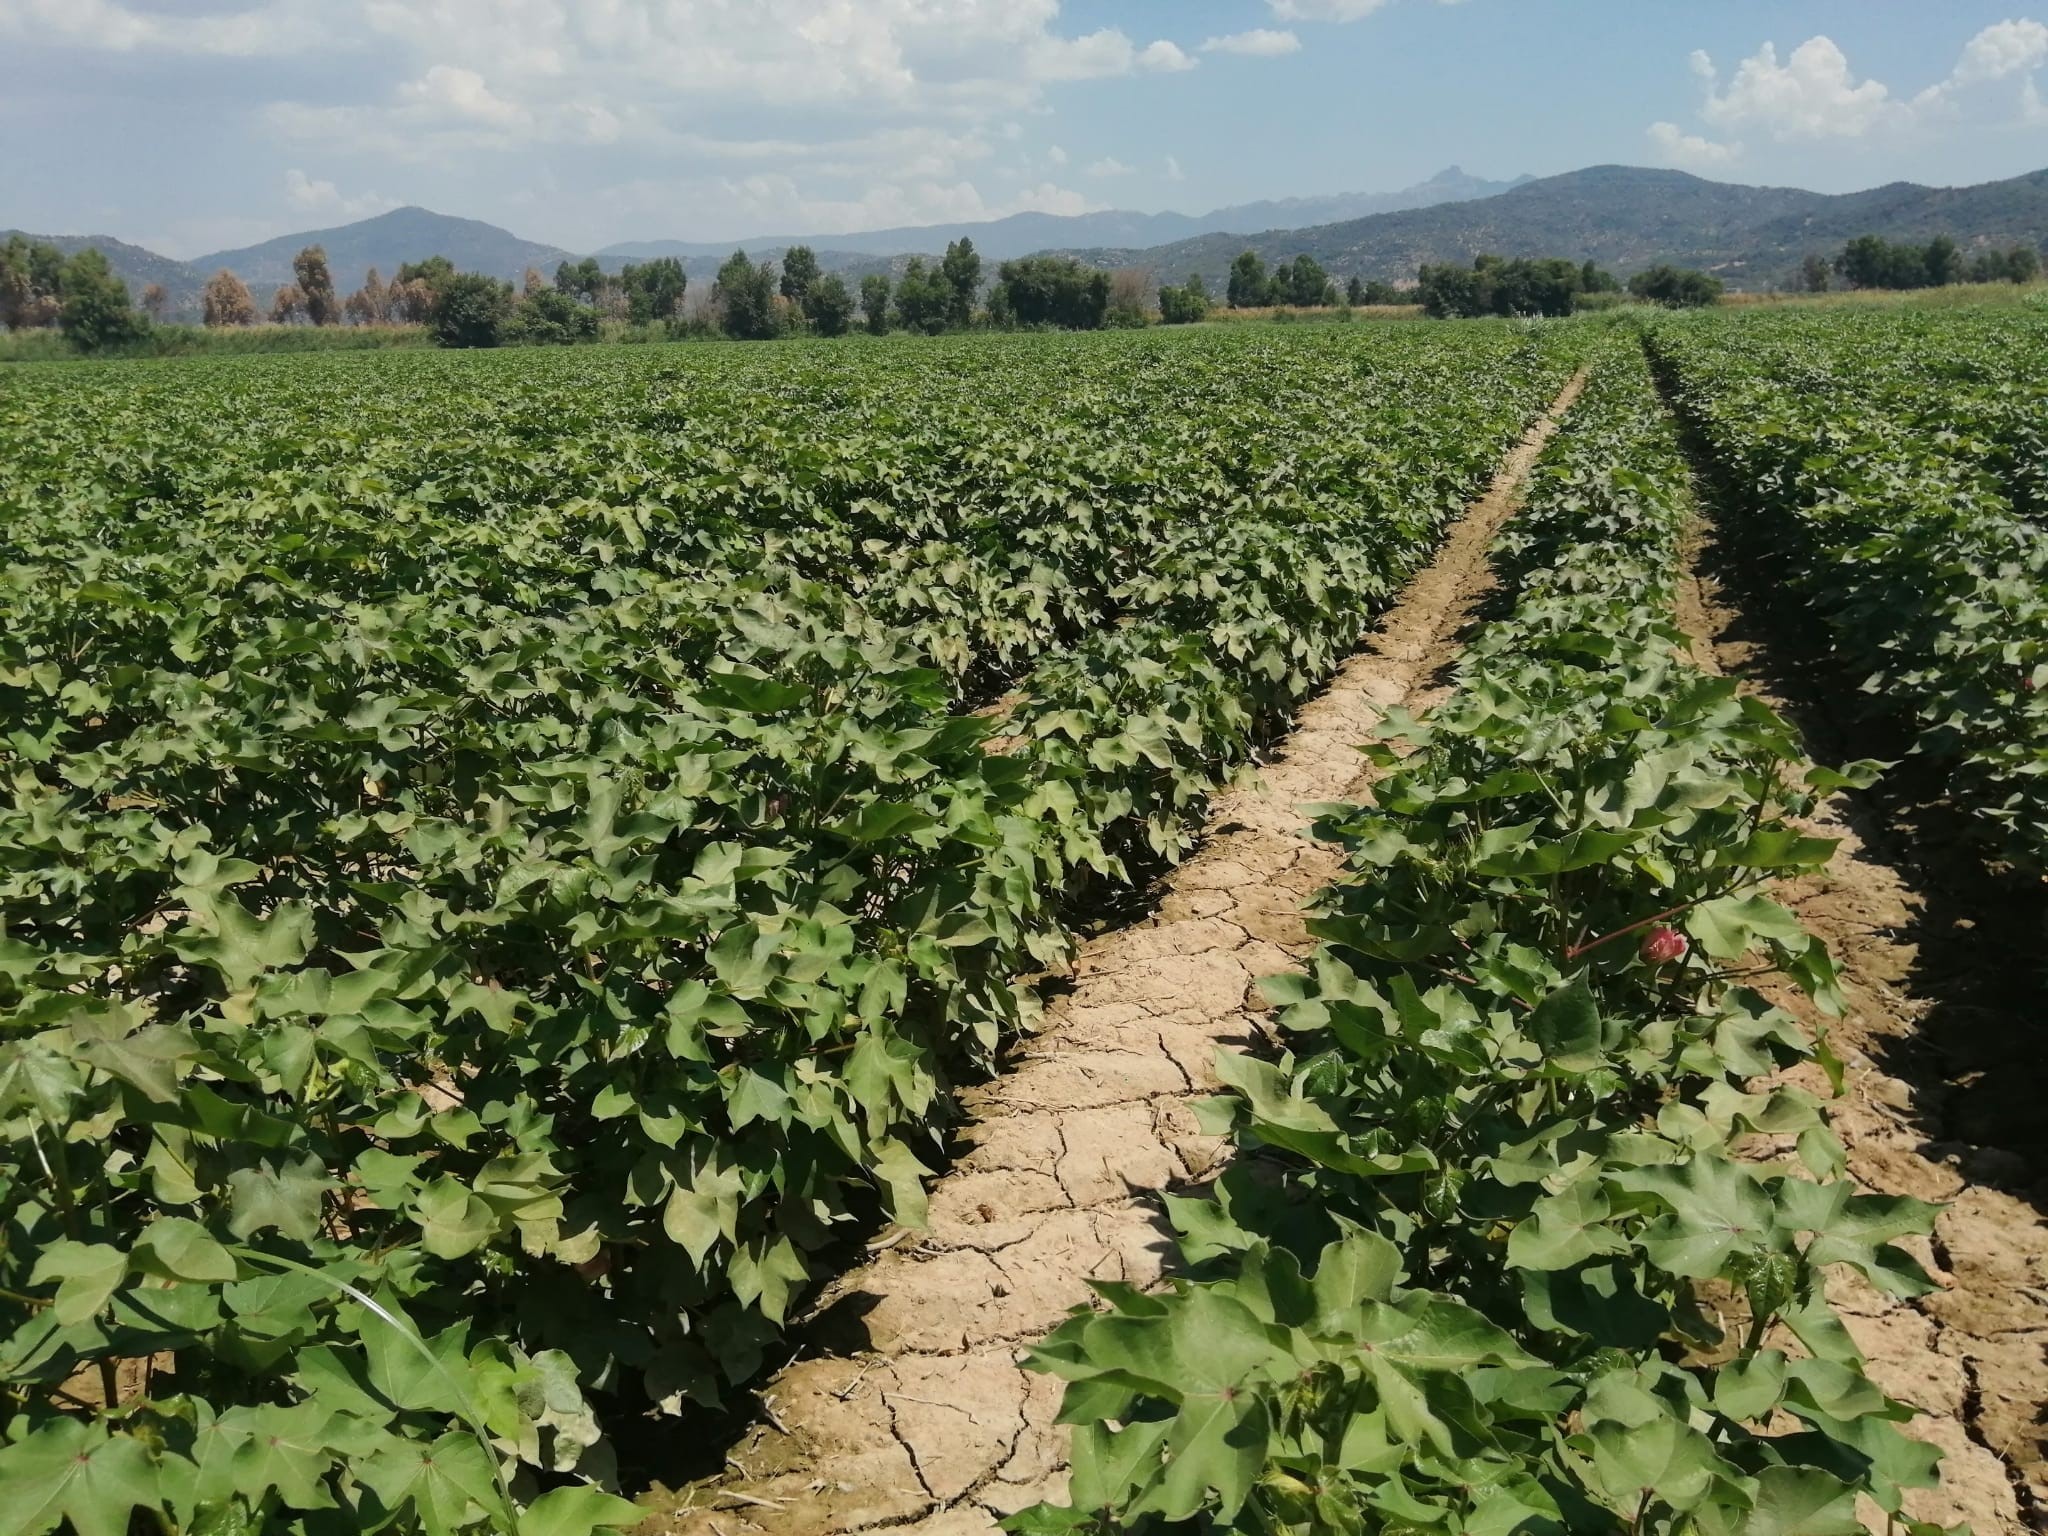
[[1227, 250, 1270, 308], [1, 235, 67, 329], [1627, 264, 1724, 308], [713, 250, 781, 340], [1418, 254, 1590, 318], [806, 273, 856, 337], [1158, 273, 1210, 325], [892, 257, 951, 334], [1962, 244, 2042, 283], [395, 255, 458, 294], [621, 256, 686, 324], [504, 286, 601, 345], [860, 273, 892, 335], [991, 256, 1111, 330], [555, 256, 609, 305], [778, 245, 820, 307], [1801, 253, 1833, 292], [941, 238, 982, 328], [429, 271, 513, 347], [56, 248, 149, 352], [1273, 253, 1336, 307]]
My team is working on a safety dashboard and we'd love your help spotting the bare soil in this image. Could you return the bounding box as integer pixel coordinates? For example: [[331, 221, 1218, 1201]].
[[1678, 509, 2048, 1533], [636, 373, 1590, 1536]]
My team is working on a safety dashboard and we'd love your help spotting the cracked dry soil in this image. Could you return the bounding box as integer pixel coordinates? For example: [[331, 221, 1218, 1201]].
[[1678, 516, 2047, 1534], [637, 372, 1590, 1536]]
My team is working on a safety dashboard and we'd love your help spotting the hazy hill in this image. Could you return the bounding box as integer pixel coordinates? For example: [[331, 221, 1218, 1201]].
[[1051, 166, 2048, 290], [192, 207, 577, 294], [597, 166, 1529, 264], [12, 165, 2048, 321]]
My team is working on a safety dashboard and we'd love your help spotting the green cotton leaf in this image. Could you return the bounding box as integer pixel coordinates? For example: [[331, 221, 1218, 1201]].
[[359, 1299, 476, 1419], [132, 1216, 239, 1284], [1688, 893, 1807, 963], [358, 1430, 508, 1536], [1613, 1155, 1782, 1279], [1706, 1465, 1863, 1536], [0, 1418, 165, 1536], [1310, 1227, 1402, 1333], [870, 1137, 932, 1230], [1587, 1415, 1720, 1516], [1524, 978, 1604, 1072], [413, 1176, 499, 1260], [1506, 1182, 1629, 1272], [1723, 830, 1841, 870], [1713, 1350, 1789, 1421], [226, 1154, 330, 1242], [1358, 1294, 1537, 1372], [519, 1485, 645, 1536], [197, 1402, 340, 1512], [168, 894, 316, 993], [831, 800, 937, 843], [728, 1236, 809, 1326], [27, 1240, 128, 1326], [1067, 1419, 1173, 1517]]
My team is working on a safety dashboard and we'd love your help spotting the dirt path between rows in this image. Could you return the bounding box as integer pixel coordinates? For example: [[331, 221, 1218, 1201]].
[[640, 370, 1590, 1536], [1676, 514, 2047, 1533]]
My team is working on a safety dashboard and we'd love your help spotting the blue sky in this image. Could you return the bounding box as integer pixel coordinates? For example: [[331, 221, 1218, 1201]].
[[4, 1, 2048, 257]]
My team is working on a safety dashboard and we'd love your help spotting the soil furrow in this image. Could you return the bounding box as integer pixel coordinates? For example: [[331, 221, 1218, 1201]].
[[639, 369, 1589, 1536], [1674, 477, 2047, 1533]]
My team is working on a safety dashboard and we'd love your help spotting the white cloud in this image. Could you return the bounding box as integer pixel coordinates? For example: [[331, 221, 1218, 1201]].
[[1270, 0, 1389, 19], [0, 0, 322, 55], [1203, 29, 1302, 57], [595, 173, 1101, 242], [1165, 155, 1186, 182], [1952, 18, 2048, 84], [1674, 23, 2048, 150], [1646, 121, 1741, 170], [1137, 39, 1197, 73], [283, 169, 396, 219], [1697, 37, 1898, 139], [1087, 157, 1135, 178], [1048, 144, 1068, 166]]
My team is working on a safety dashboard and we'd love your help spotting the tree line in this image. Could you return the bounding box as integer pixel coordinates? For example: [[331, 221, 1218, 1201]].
[[1799, 233, 2040, 293]]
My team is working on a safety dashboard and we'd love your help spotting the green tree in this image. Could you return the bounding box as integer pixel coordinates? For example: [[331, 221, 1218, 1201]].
[[504, 287, 601, 345], [712, 250, 780, 340], [990, 256, 1111, 329], [622, 257, 687, 324], [396, 255, 457, 293], [2010, 245, 2043, 283], [1360, 279, 1403, 305], [806, 273, 856, 337], [1226, 251, 1270, 309], [293, 245, 340, 325], [1158, 272, 1210, 324], [893, 258, 951, 335], [860, 273, 892, 335], [1924, 234, 1961, 287], [864, 274, 897, 337], [1283, 254, 1334, 307], [57, 248, 149, 352], [1, 235, 66, 329], [554, 257, 608, 305], [779, 246, 820, 309], [1345, 274, 1366, 306], [430, 271, 513, 347], [1627, 264, 1724, 308], [1800, 253, 1832, 293], [940, 238, 982, 328]]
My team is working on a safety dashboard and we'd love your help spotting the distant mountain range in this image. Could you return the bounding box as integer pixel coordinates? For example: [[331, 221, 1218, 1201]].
[[1056, 165, 2048, 290], [11, 163, 2048, 322], [596, 166, 1533, 263]]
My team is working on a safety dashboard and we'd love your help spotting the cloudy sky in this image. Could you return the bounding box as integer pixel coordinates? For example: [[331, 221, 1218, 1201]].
[[5, 1, 2048, 258]]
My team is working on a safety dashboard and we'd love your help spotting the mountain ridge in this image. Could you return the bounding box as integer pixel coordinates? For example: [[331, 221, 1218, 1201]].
[[12, 163, 2048, 321]]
